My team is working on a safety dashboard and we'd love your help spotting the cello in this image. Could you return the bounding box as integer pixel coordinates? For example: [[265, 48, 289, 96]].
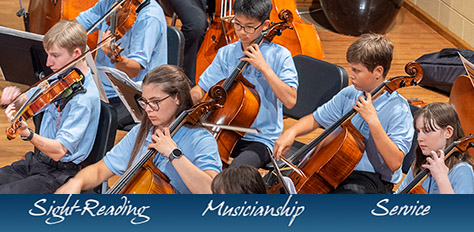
[[268, 62, 424, 194], [200, 9, 293, 166], [449, 74, 474, 157], [195, 0, 324, 83], [397, 136, 474, 194], [106, 99, 223, 194]]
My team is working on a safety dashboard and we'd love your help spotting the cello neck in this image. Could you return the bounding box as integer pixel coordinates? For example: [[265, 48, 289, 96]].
[[288, 80, 387, 165], [220, 33, 265, 91], [288, 61, 423, 165], [397, 141, 458, 194]]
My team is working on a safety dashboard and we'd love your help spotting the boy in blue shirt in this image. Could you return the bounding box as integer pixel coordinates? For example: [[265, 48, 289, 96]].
[[274, 34, 414, 194], [190, 0, 298, 169], [0, 20, 101, 193], [76, 0, 167, 128]]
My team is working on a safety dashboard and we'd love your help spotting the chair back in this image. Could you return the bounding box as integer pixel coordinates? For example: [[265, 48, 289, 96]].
[[81, 101, 118, 167], [284, 55, 348, 119], [167, 26, 185, 67]]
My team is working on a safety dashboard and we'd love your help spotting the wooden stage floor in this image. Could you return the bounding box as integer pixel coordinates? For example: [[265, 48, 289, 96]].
[[0, 1, 453, 182]]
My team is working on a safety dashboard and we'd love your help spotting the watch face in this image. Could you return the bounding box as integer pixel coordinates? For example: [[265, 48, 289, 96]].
[[172, 149, 183, 158]]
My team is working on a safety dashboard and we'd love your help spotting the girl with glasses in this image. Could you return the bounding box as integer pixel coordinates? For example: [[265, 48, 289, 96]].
[[57, 65, 222, 194]]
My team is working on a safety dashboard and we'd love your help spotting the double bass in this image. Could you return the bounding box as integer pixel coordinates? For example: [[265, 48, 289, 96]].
[[27, 0, 99, 52], [195, 0, 324, 83], [268, 62, 424, 194]]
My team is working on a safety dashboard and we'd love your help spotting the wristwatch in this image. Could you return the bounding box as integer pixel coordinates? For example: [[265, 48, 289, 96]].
[[168, 148, 183, 162], [21, 128, 34, 141]]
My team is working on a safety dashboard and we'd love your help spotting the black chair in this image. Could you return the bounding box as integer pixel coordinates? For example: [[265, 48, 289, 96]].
[[82, 101, 118, 193], [33, 101, 118, 193], [167, 25, 185, 68], [281, 55, 349, 159], [401, 104, 421, 174]]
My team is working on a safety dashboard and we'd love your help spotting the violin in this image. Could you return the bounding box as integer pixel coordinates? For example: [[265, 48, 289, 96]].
[[105, 0, 149, 63], [4, 34, 115, 140], [268, 62, 424, 194], [6, 68, 84, 140], [201, 9, 293, 167], [195, 0, 324, 83], [106, 99, 223, 194], [397, 135, 474, 194]]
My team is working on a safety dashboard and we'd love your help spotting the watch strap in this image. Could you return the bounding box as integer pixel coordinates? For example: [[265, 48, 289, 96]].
[[21, 128, 34, 141], [168, 148, 183, 162]]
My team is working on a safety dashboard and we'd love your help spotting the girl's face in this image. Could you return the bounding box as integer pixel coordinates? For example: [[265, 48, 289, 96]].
[[415, 116, 453, 156], [141, 83, 179, 128]]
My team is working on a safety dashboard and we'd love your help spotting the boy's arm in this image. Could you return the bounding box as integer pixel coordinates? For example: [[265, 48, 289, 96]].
[[13, 119, 68, 161], [354, 93, 404, 171], [241, 44, 297, 109], [274, 114, 321, 159], [191, 85, 206, 104]]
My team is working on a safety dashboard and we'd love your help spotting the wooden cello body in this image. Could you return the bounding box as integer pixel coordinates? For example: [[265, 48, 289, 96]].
[[195, 0, 324, 83], [282, 121, 365, 194], [449, 75, 474, 156], [27, 0, 99, 50], [203, 78, 260, 165], [269, 62, 424, 194]]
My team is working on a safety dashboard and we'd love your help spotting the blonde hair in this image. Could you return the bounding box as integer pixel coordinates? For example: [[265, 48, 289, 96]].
[[43, 20, 87, 54]]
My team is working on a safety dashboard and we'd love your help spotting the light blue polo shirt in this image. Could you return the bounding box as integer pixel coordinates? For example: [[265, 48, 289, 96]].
[[198, 40, 298, 150], [313, 85, 414, 184], [103, 124, 222, 194], [39, 69, 101, 164], [396, 162, 474, 194], [76, 0, 167, 98]]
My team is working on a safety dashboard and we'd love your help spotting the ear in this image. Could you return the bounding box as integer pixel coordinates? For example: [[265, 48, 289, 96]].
[[72, 47, 82, 58], [173, 94, 180, 106], [262, 19, 271, 31], [373, 65, 384, 80], [444, 125, 454, 140]]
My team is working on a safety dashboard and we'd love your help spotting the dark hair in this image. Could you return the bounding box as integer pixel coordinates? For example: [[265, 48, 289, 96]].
[[346, 33, 393, 77], [211, 165, 267, 194], [412, 102, 474, 175], [127, 65, 193, 167], [233, 0, 272, 22]]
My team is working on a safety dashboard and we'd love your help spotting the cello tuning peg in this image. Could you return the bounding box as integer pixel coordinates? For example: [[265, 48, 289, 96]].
[[399, 80, 406, 88]]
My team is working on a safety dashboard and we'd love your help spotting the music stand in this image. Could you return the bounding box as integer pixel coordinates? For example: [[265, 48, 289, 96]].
[[98, 67, 143, 123], [0, 26, 51, 86]]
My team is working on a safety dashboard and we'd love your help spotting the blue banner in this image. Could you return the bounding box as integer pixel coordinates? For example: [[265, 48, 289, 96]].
[[1, 194, 471, 231]]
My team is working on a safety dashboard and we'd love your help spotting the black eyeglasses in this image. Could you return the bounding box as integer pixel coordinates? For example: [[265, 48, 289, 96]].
[[231, 19, 265, 34], [137, 95, 170, 111]]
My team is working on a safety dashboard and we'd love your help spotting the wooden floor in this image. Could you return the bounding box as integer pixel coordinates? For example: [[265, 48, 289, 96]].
[[0, 1, 452, 175]]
